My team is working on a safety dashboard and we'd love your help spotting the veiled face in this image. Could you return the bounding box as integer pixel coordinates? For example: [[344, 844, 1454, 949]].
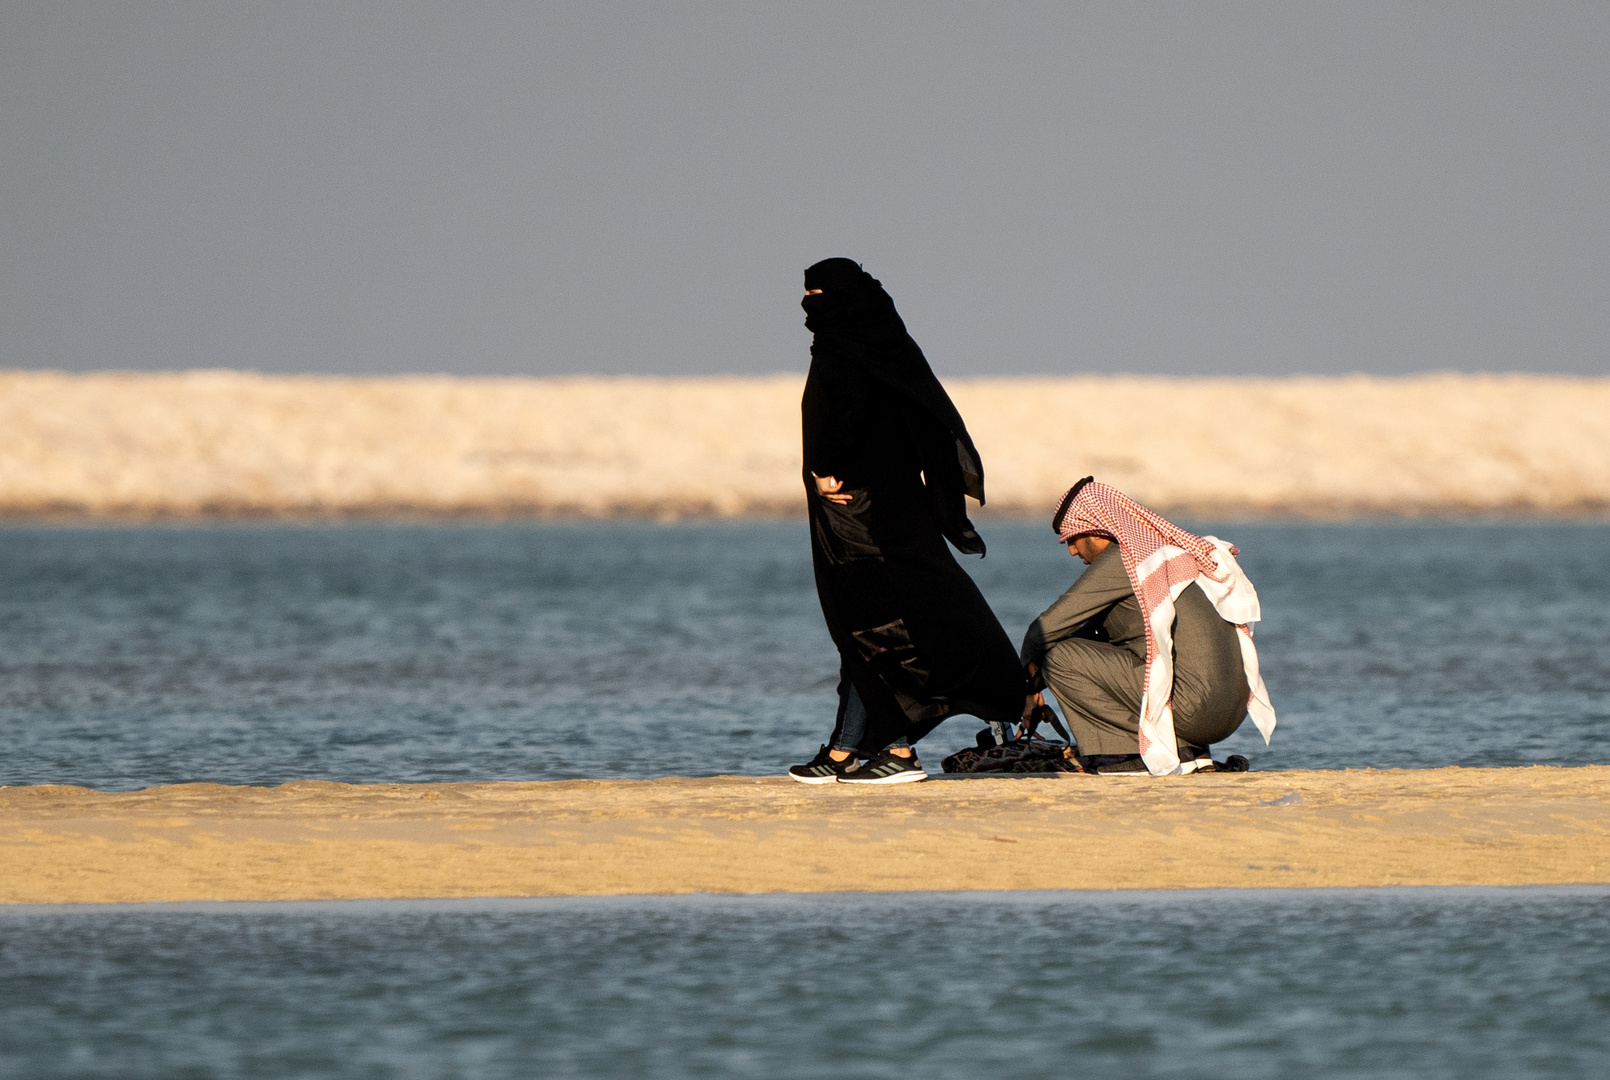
[[804, 288, 823, 295], [802, 258, 868, 295]]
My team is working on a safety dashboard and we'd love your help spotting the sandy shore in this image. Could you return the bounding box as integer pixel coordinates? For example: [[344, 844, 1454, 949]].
[[3, 767, 1607, 904], [4, 371, 1609, 518]]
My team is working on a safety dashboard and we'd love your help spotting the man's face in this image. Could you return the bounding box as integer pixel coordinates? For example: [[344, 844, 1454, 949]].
[[1068, 535, 1111, 565]]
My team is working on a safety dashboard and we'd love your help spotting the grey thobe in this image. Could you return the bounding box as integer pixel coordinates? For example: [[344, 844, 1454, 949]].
[[1019, 544, 1249, 758]]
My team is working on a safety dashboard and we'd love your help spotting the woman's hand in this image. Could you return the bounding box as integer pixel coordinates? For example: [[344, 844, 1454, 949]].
[[813, 474, 853, 505]]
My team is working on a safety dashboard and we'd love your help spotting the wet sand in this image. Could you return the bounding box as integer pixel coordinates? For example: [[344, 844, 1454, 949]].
[[3, 767, 1607, 904]]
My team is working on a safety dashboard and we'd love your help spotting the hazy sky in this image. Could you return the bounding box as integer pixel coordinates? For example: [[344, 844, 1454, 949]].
[[3, 3, 1606, 376]]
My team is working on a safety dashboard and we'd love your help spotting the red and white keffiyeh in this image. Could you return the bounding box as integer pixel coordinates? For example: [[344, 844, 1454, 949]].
[[1053, 479, 1277, 775]]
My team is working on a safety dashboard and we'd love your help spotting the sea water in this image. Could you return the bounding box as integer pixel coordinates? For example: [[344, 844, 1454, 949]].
[[4, 889, 1610, 1078], [2, 521, 1609, 1078], [1, 520, 1607, 787]]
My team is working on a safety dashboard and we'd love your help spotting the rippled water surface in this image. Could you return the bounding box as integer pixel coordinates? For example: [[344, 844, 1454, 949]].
[[5, 888, 1610, 1079], [1, 520, 1607, 787]]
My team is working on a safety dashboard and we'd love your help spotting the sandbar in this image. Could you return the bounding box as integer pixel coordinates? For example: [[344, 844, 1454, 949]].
[[3, 767, 1607, 904], [5, 371, 1608, 519]]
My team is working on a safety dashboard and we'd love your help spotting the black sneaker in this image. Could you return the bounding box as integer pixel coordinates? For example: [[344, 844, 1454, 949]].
[[787, 745, 861, 785], [838, 749, 928, 784], [1081, 754, 1149, 775]]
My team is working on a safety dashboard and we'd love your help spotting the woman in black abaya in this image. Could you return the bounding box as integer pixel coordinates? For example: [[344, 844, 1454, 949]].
[[787, 258, 1025, 785]]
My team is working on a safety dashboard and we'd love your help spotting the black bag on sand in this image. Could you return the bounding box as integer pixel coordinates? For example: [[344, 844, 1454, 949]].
[[941, 707, 1085, 774], [941, 738, 1084, 775]]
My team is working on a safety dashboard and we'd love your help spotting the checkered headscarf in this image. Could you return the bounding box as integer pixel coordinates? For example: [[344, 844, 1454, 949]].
[[1050, 478, 1275, 775]]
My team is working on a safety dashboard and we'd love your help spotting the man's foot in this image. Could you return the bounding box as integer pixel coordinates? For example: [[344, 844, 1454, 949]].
[[1081, 754, 1149, 775], [1183, 754, 1251, 774], [838, 749, 928, 784], [787, 745, 861, 785]]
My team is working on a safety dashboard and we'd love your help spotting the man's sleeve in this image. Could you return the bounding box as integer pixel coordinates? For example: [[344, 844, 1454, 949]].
[[1019, 547, 1134, 683]]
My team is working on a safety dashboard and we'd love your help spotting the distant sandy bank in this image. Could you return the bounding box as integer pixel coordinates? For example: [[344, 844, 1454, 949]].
[[3, 371, 1609, 519], [3, 767, 1606, 903]]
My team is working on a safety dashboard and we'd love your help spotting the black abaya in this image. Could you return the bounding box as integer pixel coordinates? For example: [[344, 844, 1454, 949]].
[[801, 259, 1024, 752]]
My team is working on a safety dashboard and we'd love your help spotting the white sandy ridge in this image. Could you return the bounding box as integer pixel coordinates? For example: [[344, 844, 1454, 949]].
[[2, 371, 1606, 518]]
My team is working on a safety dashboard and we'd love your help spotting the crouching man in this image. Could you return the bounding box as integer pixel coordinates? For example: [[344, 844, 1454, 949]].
[[1020, 477, 1277, 775]]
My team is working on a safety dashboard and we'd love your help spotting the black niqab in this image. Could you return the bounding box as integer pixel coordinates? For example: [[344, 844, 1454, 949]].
[[801, 259, 986, 554]]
